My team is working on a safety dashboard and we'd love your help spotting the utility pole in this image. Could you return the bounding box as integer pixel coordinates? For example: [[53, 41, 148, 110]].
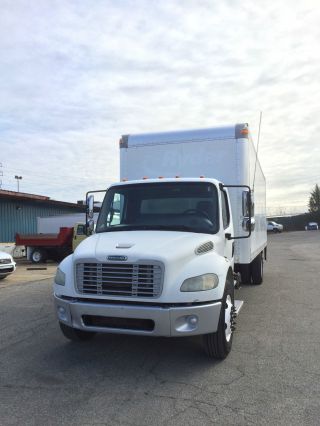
[[15, 175, 22, 192]]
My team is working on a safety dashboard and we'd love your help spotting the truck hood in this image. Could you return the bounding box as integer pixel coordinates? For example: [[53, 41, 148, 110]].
[[74, 230, 218, 263]]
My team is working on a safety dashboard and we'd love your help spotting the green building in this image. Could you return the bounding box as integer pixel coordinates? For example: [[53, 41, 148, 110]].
[[0, 190, 85, 243]]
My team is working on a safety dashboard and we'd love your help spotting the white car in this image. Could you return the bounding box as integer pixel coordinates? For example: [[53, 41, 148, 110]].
[[267, 221, 283, 233], [305, 222, 319, 231], [0, 251, 16, 280]]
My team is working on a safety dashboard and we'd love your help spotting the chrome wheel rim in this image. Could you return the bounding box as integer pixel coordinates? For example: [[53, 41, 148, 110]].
[[33, 252, 41, 262], [225, 295, 233, 342]]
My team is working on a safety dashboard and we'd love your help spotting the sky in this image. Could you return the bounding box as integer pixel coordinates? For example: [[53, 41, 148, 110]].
[[0, 0, 319, 215]]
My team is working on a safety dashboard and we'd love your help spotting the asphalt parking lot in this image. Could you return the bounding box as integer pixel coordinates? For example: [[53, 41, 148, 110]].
[[0, 232, 319, 425]]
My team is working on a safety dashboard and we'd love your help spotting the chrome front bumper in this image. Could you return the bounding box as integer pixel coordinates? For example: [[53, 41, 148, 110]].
[[54, 295, 222, 337], [0, 264, 16, 276]]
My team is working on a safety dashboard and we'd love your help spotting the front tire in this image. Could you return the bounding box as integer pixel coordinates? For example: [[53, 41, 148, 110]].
[[203, 275, 235, 359], [59, 322, 96, 341], [239, 264, 251, 284]]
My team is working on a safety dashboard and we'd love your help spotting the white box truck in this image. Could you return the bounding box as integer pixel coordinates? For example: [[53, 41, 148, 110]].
[[54, 123, 267, 359]]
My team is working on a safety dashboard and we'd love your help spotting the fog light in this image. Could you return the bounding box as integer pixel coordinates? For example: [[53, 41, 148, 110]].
[[57, 306, 67, 321], [174, 314, 199, 333], [188, 315, 198, 326]]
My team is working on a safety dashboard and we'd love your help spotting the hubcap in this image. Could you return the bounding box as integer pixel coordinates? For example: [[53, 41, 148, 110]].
[[224, 294, 233, 342], [33, 252, 41, 262]]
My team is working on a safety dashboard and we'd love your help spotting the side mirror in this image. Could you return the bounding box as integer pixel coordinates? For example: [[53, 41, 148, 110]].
[[221, 184, 253, 240], [87, 194, 94, 219], [242, 189, 254, 232], [242, 191, 250, 217], [86, 195, 94, 235], [242, 190, 254, 217]]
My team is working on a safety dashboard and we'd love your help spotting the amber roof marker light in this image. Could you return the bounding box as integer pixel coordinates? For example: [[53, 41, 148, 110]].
[[240, 128, 249, 136]]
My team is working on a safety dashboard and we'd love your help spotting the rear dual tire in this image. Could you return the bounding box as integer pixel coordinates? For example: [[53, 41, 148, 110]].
[[240, 252, 264, 285], [251, 253, 263, 285]]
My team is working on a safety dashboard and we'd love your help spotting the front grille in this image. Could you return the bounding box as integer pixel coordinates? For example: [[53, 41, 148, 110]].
[[75, 262, 163, 298], [0, 266, 14, 273]]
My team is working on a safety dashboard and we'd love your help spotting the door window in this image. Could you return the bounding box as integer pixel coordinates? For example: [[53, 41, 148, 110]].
[[221, 191, 230, 229]]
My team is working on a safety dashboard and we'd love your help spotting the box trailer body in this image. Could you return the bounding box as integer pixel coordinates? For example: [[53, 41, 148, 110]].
[[37, 213, 99, 234], [54, 123, 267, 360], [120, 124, 267, 267]]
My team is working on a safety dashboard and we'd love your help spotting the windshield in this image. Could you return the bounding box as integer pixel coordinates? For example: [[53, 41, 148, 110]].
[[96, 182, 219, 234]]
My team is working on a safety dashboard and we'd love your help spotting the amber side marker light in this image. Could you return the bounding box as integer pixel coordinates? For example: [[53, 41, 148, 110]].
[[240, 128, 249, 135]]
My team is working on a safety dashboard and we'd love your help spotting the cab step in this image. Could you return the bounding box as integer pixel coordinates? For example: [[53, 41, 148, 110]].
[[234, 300, 244, 315]]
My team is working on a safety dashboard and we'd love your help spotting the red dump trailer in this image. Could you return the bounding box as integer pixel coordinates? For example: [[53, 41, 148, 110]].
[[15, 227, 74, 263]]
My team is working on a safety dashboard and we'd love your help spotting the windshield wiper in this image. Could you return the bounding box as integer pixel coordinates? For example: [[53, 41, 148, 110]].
[[98, 224, 194, 233], [144, 225, 193, 232]]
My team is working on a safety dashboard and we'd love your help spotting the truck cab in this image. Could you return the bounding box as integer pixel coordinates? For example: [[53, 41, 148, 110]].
[[54, 178, 242, 359]]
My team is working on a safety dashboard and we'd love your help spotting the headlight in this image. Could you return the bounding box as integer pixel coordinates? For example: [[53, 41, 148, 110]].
[[180, 273, 219, 292], [54, 268, 66, 286]]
